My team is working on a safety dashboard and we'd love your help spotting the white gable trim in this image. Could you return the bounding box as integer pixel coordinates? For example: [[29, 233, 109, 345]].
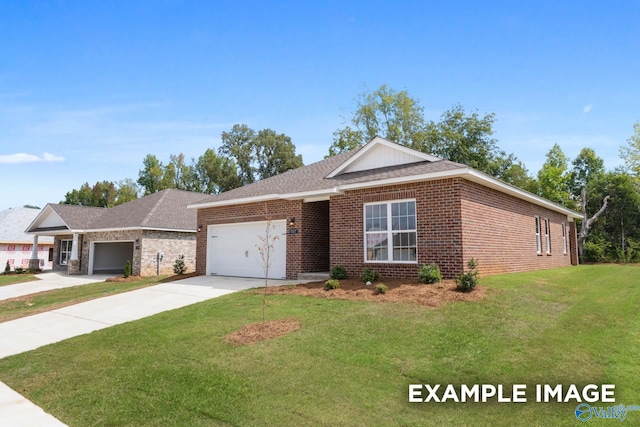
[[325, 136, 440, 178], [24, 204, 70, 233]]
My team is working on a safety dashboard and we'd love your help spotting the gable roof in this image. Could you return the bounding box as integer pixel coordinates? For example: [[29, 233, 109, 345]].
[[27, 189, 204, 235], [0, 208, 54, 244], [188, 137, 581, 220]]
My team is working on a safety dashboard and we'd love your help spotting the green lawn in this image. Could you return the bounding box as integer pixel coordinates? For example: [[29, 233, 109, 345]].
[[0, 274, 38, 287], [0, 276, 167, 323], [0, 265, 638, 426]]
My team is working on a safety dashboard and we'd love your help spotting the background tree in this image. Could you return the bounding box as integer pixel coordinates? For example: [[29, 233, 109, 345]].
[[62, 182, 95, 206], [219, 124, 303, 185], [254, 129, 303, 179], [114, 179, 140, 205], [619, 122, 640, 177], [327, 86, 526, 186], [536, 144, 572, 207], [219, 124, 257, 185], [570, 147, 605, 199], [328, 85, 428, 155], [137, 154, 167, 195], [194, 149, 241, 194]]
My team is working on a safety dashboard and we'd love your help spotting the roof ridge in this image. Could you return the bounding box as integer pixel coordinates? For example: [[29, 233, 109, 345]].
[[141, 189, 169, 226]]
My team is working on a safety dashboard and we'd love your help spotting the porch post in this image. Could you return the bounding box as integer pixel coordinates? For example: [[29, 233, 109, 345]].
[[28, 235, 40, 270], [68, 233, 81, 275]]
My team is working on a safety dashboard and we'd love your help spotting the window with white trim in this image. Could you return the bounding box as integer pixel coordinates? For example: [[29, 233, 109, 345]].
[[562, 223, 567, 254], [544, 218, 551, 254], [535, 216, 542, 254], [59, 240, 72, 265], [365, 200, 417, 262]]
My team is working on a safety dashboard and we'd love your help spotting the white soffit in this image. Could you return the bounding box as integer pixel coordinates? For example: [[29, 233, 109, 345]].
[[326, 136, 440, 178]]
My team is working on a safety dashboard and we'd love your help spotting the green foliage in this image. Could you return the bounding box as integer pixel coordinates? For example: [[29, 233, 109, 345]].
[[330, 265, 348, 280], [62, 180, 140, 207], [324, 279, 340, 290], [456, 258, 479, 293], [570, 147, 605, 198], [418, 263, 442, 284], [173, 255, 187, 275], [583, 241, 604, 263], [619, 122, 640, 177], [123, 260, 132, 278], [4, 261, 10, 274], [220, 124, 303, 186], [537, 144, 572, 207], [374, 283, 388, 295], [361, 267, 380, 283], [194, 148, 241, 194], [14, 267, 24, 274]]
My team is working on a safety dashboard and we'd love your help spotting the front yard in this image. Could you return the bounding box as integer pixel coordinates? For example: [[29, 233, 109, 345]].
[[0, 265, 638, 426]]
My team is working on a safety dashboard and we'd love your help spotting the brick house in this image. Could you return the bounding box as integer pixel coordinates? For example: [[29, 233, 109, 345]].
[[26, 189, 205, 276], [189, 137, 581, 280]]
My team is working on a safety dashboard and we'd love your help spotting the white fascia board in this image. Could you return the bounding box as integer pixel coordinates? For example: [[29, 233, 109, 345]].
[[24, 204, 68, 233], [280, 188, 342, 200], [29, 226, 196, 236], [187, 194, 281, 209]]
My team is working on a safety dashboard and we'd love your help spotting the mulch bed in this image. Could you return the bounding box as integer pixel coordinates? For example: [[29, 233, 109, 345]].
[[227, 279, 485, 345], [261, 278, 486, 307], [225, 318, 301, 345]]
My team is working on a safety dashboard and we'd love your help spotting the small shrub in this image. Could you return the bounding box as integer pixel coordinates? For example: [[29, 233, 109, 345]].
[[324, 279, 340, 291], [456, 258, 479, 293], [15, 267, 24, 274], [418, 263, 442, 284], [123, 260, 132, 278], [287, 283, 296, 290], [330, 265, 348, 280], [173, 254, 187, 275], [4, 261, 10, 274], [361, 267, 380, 283], [374, 283, 388, 295]]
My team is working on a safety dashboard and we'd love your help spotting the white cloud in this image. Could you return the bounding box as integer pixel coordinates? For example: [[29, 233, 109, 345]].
[[583, 104, 593, 113], [0, 152, 65, 164]]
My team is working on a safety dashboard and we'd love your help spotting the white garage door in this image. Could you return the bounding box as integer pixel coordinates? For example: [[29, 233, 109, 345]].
[[206, 220, 287, 279]]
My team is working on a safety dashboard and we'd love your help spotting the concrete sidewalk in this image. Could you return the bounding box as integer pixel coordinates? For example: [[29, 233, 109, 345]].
[[0, 274, 281, 426], [0, 272, 110, 302]]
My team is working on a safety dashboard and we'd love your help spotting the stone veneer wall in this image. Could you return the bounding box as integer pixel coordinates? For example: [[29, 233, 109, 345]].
[[81, 230, 143, 275], [140, 230, 196, 276], [52, 234, 84, 274]]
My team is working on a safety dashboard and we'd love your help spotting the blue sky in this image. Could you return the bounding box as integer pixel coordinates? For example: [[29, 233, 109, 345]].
[[1, 1, 638, 210]]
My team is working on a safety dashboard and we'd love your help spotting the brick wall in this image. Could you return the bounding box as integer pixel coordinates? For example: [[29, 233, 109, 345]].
[[196, 199, 304, 279], [81, 230, 142, 275], [301, 201, 330, 272], [460, 180, 575, 275], [140, 230, 196, 276], [52, 234, 84, 273], [329, 179, 465, 279]]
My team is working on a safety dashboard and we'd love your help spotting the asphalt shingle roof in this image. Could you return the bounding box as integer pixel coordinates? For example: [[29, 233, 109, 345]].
[[191, 150, 467, 204], [0, 208, 54, 243], [43, 189, 203, 232]]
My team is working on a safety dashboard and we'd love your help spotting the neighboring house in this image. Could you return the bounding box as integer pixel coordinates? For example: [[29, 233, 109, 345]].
[[189, 137, 581, 280], [26, 189, 206, 276], [0, 207, 54, 271]]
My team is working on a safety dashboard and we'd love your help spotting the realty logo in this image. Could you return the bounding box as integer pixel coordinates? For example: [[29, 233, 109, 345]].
[[575, 403, 640, 422]]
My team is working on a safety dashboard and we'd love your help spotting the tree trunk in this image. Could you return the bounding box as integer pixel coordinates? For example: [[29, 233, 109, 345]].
[[577, 188, 610, 259]]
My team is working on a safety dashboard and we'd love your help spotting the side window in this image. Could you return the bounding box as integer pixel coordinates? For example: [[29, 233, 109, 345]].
[[535, 216, 542, 254], [544, 218, 551, 254], [562, 223, 567, 254]]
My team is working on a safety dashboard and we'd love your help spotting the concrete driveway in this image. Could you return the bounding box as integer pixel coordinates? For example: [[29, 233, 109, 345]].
[[0, 272, 110, 302], [0, 274, 283, 426]]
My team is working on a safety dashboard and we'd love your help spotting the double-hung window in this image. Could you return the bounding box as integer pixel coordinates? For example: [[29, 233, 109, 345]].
[[535, 216, 542, 254], [365, 200, 417, 262], [561, 223, 567, 254], [544, 218, 551, 254], [59, 240, 73, 265]]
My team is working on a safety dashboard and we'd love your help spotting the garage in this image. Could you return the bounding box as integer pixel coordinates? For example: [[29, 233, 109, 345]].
[[90, 241, 134, 275], [206, 220, 286, 279]]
